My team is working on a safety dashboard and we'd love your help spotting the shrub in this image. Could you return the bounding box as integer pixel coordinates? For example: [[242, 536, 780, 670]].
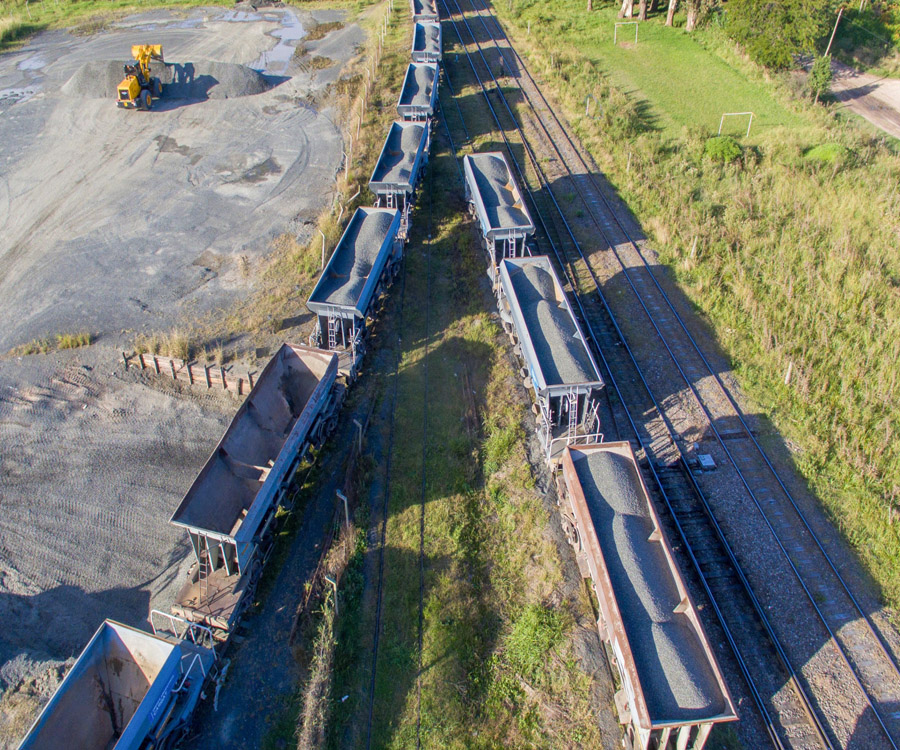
[[704, 135, 742, 162], [805, 142, 851, 165]]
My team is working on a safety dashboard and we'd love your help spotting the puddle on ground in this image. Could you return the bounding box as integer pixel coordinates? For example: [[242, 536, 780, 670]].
[[241, 157, 281, 183], [251, 9, 305, 77], [154, 135, 202, 164], [17, 55, 46, 71], [0, 88, 39, 108]]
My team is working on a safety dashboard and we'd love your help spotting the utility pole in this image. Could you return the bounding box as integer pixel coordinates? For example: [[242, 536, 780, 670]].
[[825, 7, 844, 58]]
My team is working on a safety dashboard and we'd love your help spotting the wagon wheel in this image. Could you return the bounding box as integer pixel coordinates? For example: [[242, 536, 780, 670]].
[[561, 513, 580, 550]]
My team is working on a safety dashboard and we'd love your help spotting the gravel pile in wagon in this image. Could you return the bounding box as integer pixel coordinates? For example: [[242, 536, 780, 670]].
[[470, 153, 530, 231]]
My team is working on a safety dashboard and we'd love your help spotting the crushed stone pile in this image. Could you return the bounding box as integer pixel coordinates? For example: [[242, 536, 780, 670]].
[[372, 122, 425, 187], [399, 64, 435, 108], [469, 153, 530, 231], [511, 263, 596, 385], [413, 0, 438, 17], [413, 22, 441, 56], [575, 450, 727, 720], [311, 210, 395, 308], [62, 60, 272, 100]]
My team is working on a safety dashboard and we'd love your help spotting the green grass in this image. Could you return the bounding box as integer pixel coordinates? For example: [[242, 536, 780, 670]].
[[8, 330, 93, 356], [507, 1, 800, 138], [496, 1, 900, 609]]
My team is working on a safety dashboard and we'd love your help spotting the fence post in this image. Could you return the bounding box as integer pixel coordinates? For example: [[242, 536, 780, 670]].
[[221, 367, 227, 390], [204, 365, 211, 389], [324, 574, 339, 616], [153, 356, 160, 374]]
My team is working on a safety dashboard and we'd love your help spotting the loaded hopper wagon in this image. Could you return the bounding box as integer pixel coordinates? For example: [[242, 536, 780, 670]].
[[411, 0, 439, 22], [499, 256, 603, 461], [463, 152, 535, 282], [307, 208, 402, 378], [369, 120, 430, 216], [559, 443, 737, 750], [412, 21, 442, 63], [18, 621, 216, 750], [169, 344, 341, 635], [397, 62, 438, 121]]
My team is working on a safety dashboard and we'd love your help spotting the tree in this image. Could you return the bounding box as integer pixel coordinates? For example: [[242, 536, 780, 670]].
[[810, 54, 833, 102], [587, 0, 593, 10], [666, 0, 677, 26], [619, 0, 634, 18], [726, 0, 831, 69], [639, 0, 648, 22]]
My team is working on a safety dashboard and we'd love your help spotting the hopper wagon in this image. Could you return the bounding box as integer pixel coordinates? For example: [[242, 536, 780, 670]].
[[18, 620, 216, 750], [412, 21, 442, 63], [369, 120, 430, 223], [558, 442, 737, 750], [498, 256, 603, 461], [169, 344, 342, 636], [307, 208, 403, 379], [463, 152, 535, 283], [411, 0, 439, 22], [397, 62, 438, 121]]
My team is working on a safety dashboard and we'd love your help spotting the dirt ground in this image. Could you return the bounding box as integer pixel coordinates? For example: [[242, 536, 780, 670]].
[[0, 6, 362, 744], [831, 60, 900, 140]]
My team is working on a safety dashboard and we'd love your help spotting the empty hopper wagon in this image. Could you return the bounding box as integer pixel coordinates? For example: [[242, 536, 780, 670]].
[[169, 344, 342, 637], [412, 21, 442, 63], [498, 256, 603, 461], [307, 207, 403, 379], [369, 120, 430, 222], [18, 620, 217, 750], [397, 62, 438, 122], [463, 152, 535, 284], [558, 442, 737, 750], [411, 0, 439, 22]]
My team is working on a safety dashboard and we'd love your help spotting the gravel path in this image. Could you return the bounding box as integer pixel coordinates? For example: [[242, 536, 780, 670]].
[[831, 61, 900, 140]]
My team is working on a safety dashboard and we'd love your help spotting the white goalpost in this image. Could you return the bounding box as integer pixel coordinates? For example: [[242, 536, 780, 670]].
[[614, 21, 638, 46], [718, 111, 754, 138]]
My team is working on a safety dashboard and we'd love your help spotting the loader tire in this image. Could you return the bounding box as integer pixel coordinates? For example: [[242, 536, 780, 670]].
[[139, 90, 150, 110]]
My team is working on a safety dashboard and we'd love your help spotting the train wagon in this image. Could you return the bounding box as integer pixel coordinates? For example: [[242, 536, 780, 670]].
[[558, 442, 737, 750], [498, 256, 603, 461], [463, 152, 535, 283], [412, 21, 442, 63], [369, 120, 430, 219], [18, 620, 216, 750], [307, 208, 403, 378], [397, 62, 438, 121], [411, 0, 439, 22], [169, 344, 342, 636]]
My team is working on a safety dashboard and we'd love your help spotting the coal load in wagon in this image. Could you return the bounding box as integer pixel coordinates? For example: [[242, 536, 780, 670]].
[[511, 264, 595, 385], [575, 450, 727, 721]]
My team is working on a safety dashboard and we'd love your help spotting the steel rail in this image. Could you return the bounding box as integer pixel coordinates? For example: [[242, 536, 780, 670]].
[[437, 3, 829, 748]]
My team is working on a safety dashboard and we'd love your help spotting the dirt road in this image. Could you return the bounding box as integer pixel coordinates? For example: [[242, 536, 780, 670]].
[[831, 60, 900, 140]]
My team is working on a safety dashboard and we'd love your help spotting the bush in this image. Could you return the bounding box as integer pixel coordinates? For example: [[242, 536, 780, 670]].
[[704, 135, 742, 162], [805, 142, 851, 165]]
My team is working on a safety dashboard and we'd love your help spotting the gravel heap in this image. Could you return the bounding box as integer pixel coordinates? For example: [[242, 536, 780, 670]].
[[413, 22, 441, 57], [61, 60, 271, 100], [575, 450, 727, 721], [399, 63, 435, 110], [172, 346, 319, 537], [371, 122, 426, 189], [310, 209, 396, 309], [510, 263, 596, 386], [468, 153, 531, 232]]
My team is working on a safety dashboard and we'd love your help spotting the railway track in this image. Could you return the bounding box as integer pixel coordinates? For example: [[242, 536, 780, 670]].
[[455, 5, 900, 749], [437, 1, 900, 747]]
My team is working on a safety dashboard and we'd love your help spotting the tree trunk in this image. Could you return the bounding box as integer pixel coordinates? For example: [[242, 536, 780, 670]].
[[685, 0, 699, 30], [587, 0, 593, 9], [649, 0, 658, 12], [618, 0, 634, 18], [639, 0, 647, 21], [665, 0, 677, 26]]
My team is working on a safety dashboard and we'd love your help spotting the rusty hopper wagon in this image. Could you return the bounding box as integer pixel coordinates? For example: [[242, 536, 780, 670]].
[[169, 344, 341, 635], [559, 442, 737, 750], [463, 152, 535, 282], [18, 620, 216, 750], [498, 256, 603, 461], [307, 207, 402, 379], [412, 21, 442, 63], [369, 120, 430, 219], [397, 62, 438, 121], [411, 0, 439, 22]]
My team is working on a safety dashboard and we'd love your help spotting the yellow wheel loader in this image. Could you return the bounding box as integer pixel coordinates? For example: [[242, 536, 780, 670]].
[[117, 45, 164, 110]]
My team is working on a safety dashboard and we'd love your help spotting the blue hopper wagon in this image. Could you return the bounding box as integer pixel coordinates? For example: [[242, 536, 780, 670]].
[[169, 344, 342, 636], [498, 256, 603, 462], [369, 120, 430, 225], [411, 0, 439, 23], [307, 208, 403, 379], [18, 620, 216, 750], [412, 21, 442, 63], [397, 62, 438, 121]]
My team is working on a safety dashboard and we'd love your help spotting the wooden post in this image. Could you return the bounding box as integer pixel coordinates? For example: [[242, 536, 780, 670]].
[[170, 360, 177, 380], [221, 367, 227, 390], [187, 362, 194, 385], [153, 356, 160, 374], [138, 352, 145, 369], [238, 378, 243, 396], [122, 352, 129, 369], [204, 365, 211, 389], [248, 372, 255, 389]]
